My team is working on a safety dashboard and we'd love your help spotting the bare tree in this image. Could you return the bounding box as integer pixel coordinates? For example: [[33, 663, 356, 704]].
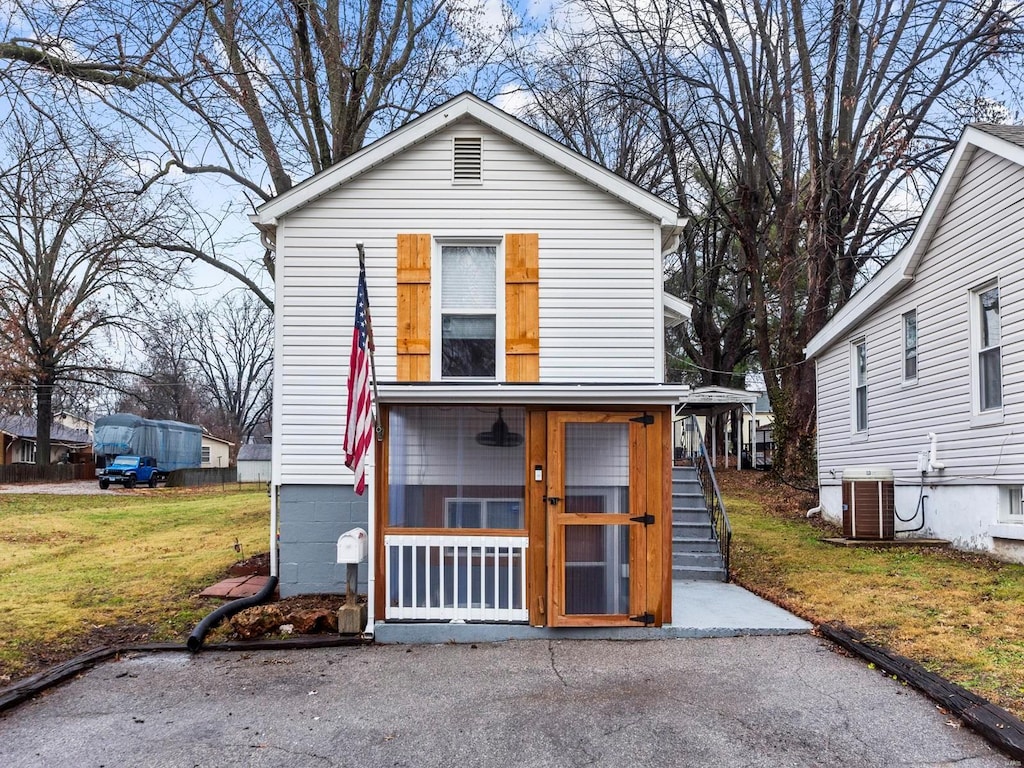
[[116, 311, 207, 424], [0, 116, 178, 464], [1, 0, 513, 302], [565, 0, 1023, 483], [184, 294, 273, 448], [512, 22, 757, 388]]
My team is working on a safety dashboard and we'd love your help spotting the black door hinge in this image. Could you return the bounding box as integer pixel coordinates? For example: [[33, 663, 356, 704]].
[[630, 413, 655, 425], [629, 612, 655, 625], [630, 514, 655, 525], [544, 495, 561, 505]]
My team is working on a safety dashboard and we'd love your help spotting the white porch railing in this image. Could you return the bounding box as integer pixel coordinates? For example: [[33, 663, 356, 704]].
[[384, 533, 529, 622]]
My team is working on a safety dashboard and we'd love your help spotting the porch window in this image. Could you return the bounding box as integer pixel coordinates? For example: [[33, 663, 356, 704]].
[[440, 244, 497, 378], [386, 405, 528, 622], [388, 405, 525, 529]]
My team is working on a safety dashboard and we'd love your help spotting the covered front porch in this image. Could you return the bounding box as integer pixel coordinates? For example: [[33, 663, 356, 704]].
[[370, 383, 685, 631]]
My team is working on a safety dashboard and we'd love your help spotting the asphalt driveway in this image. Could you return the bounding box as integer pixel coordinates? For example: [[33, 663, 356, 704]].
[[0, 635, 1014, 767]]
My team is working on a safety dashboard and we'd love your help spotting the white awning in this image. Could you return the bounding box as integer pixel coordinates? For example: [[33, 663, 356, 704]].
[[377, 382, 690, 406]]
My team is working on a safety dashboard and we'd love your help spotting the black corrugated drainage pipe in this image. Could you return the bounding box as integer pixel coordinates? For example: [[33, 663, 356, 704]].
[[187, 575, 279, 653]]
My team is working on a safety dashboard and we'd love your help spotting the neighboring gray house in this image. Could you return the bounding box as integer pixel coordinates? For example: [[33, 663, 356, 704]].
[[254, 93, 692, 633], [0, 414, 93, 465], [805, 124, 1024, 564], [237, 443, 272, 483]]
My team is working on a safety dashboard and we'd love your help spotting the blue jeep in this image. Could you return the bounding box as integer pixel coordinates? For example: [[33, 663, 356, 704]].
[[98, 455, 165, 489]]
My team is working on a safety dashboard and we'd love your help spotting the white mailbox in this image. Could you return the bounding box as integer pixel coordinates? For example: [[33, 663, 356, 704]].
[[337, 527, 367, 564]]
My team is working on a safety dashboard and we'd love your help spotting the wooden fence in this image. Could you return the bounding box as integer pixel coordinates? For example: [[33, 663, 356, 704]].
[[166, 467, 238, 487], [0, 463, 96, 484]]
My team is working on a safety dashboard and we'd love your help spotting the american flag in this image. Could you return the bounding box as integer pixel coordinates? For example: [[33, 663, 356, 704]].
[[344, 262, 374, 495]]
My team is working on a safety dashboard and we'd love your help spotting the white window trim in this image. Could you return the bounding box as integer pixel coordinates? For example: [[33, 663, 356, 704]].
[[901, 308, 918, 385], [850, 338, 868, 439], [969, 279, 1004, 425], [998, 485, 1024, 525], [431, 237, 506, 381]]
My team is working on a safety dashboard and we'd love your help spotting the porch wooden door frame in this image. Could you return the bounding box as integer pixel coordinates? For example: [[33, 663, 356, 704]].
[[545, 411, 656, 627]]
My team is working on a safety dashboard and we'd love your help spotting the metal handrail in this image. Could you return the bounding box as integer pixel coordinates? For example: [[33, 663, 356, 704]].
[[683, 414, 732, 577]]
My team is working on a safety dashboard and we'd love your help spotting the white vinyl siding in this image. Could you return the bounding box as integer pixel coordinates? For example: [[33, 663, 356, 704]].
[[816, 148, 1024, 487], [275, 122, 663, 483]]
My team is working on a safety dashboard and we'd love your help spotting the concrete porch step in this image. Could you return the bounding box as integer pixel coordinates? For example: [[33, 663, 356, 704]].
[[672, 508, 712, 524], [673, 551, 726, 568], [672, 536, 722, 553], [671, 564, 728, 581]]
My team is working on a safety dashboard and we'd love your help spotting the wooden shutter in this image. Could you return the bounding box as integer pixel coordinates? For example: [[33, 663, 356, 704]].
[[396, 234, 431, 381], [505, 233, 540, 382]]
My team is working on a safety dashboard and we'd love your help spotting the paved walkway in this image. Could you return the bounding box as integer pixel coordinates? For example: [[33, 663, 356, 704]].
[[0, 635, 1013, 767]]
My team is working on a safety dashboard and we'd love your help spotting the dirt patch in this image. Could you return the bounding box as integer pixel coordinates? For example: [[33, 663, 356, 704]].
[[717, 468, 818, 519], [227, 551, 271, 577]]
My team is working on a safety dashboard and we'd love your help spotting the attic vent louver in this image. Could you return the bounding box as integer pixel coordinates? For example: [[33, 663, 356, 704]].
[[453, 137, 482, 183]]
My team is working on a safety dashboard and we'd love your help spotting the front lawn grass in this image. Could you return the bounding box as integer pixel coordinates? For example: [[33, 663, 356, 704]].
[[0, 486, 268, 683], [720, 470, 1024, 718]]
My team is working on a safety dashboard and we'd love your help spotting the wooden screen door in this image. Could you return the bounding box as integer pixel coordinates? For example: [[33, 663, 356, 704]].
[[547, 412, 649, 627]]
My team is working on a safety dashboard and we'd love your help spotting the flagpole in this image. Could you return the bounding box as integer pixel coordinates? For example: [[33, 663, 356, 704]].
[[356, 242, 384, 442]]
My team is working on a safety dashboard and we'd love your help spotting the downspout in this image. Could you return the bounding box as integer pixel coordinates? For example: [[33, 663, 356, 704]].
[[186, 484, 280, 652]]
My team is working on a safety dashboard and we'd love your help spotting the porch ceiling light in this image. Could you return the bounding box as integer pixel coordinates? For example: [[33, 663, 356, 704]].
[[475, 408, 523, 448]]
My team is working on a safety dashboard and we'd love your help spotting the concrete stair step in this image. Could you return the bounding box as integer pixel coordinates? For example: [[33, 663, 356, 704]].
[[672, 509, 711, 523], [672, 480, 703, 492], [672, 564, 728, 582], [673, 521, 715, 535], [667, 495, 708, 514], [673, 551, 725, 568], [672, 536, 722, 553]]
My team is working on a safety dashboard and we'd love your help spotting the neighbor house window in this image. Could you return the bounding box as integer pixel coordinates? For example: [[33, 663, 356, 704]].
[[975, 284, 1002, 412], [440, 243, 497, 378], [903, 310, 917, 381], [201, 446, 211, 464], [853, 340, 868, 432], [1001, 486, 1024, 524], [18, 442, 36, 463]]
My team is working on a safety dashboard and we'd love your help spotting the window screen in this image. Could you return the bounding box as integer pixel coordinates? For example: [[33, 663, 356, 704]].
[[388, 406, 525, 529]]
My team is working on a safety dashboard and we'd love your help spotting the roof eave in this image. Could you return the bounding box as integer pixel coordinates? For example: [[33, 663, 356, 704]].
[[804, 125, 1024, 360], [254, 94, 679, 226]]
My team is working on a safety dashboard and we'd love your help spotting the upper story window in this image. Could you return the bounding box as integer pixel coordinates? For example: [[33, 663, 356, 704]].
[[903, 310, 917, 381], [852, 340, 867, 432], [440, 243, 497, 378], [975, 283, 1002, 412]]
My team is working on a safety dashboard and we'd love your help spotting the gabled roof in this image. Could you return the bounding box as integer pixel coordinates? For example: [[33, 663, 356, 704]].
[[0, 415, 92, 445], [805, 124, 1024, 359], [253, 93, 683, 229], [237, 443, 272, 461], [202, 432, 234, 447], [663, 293, 694, 329]]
